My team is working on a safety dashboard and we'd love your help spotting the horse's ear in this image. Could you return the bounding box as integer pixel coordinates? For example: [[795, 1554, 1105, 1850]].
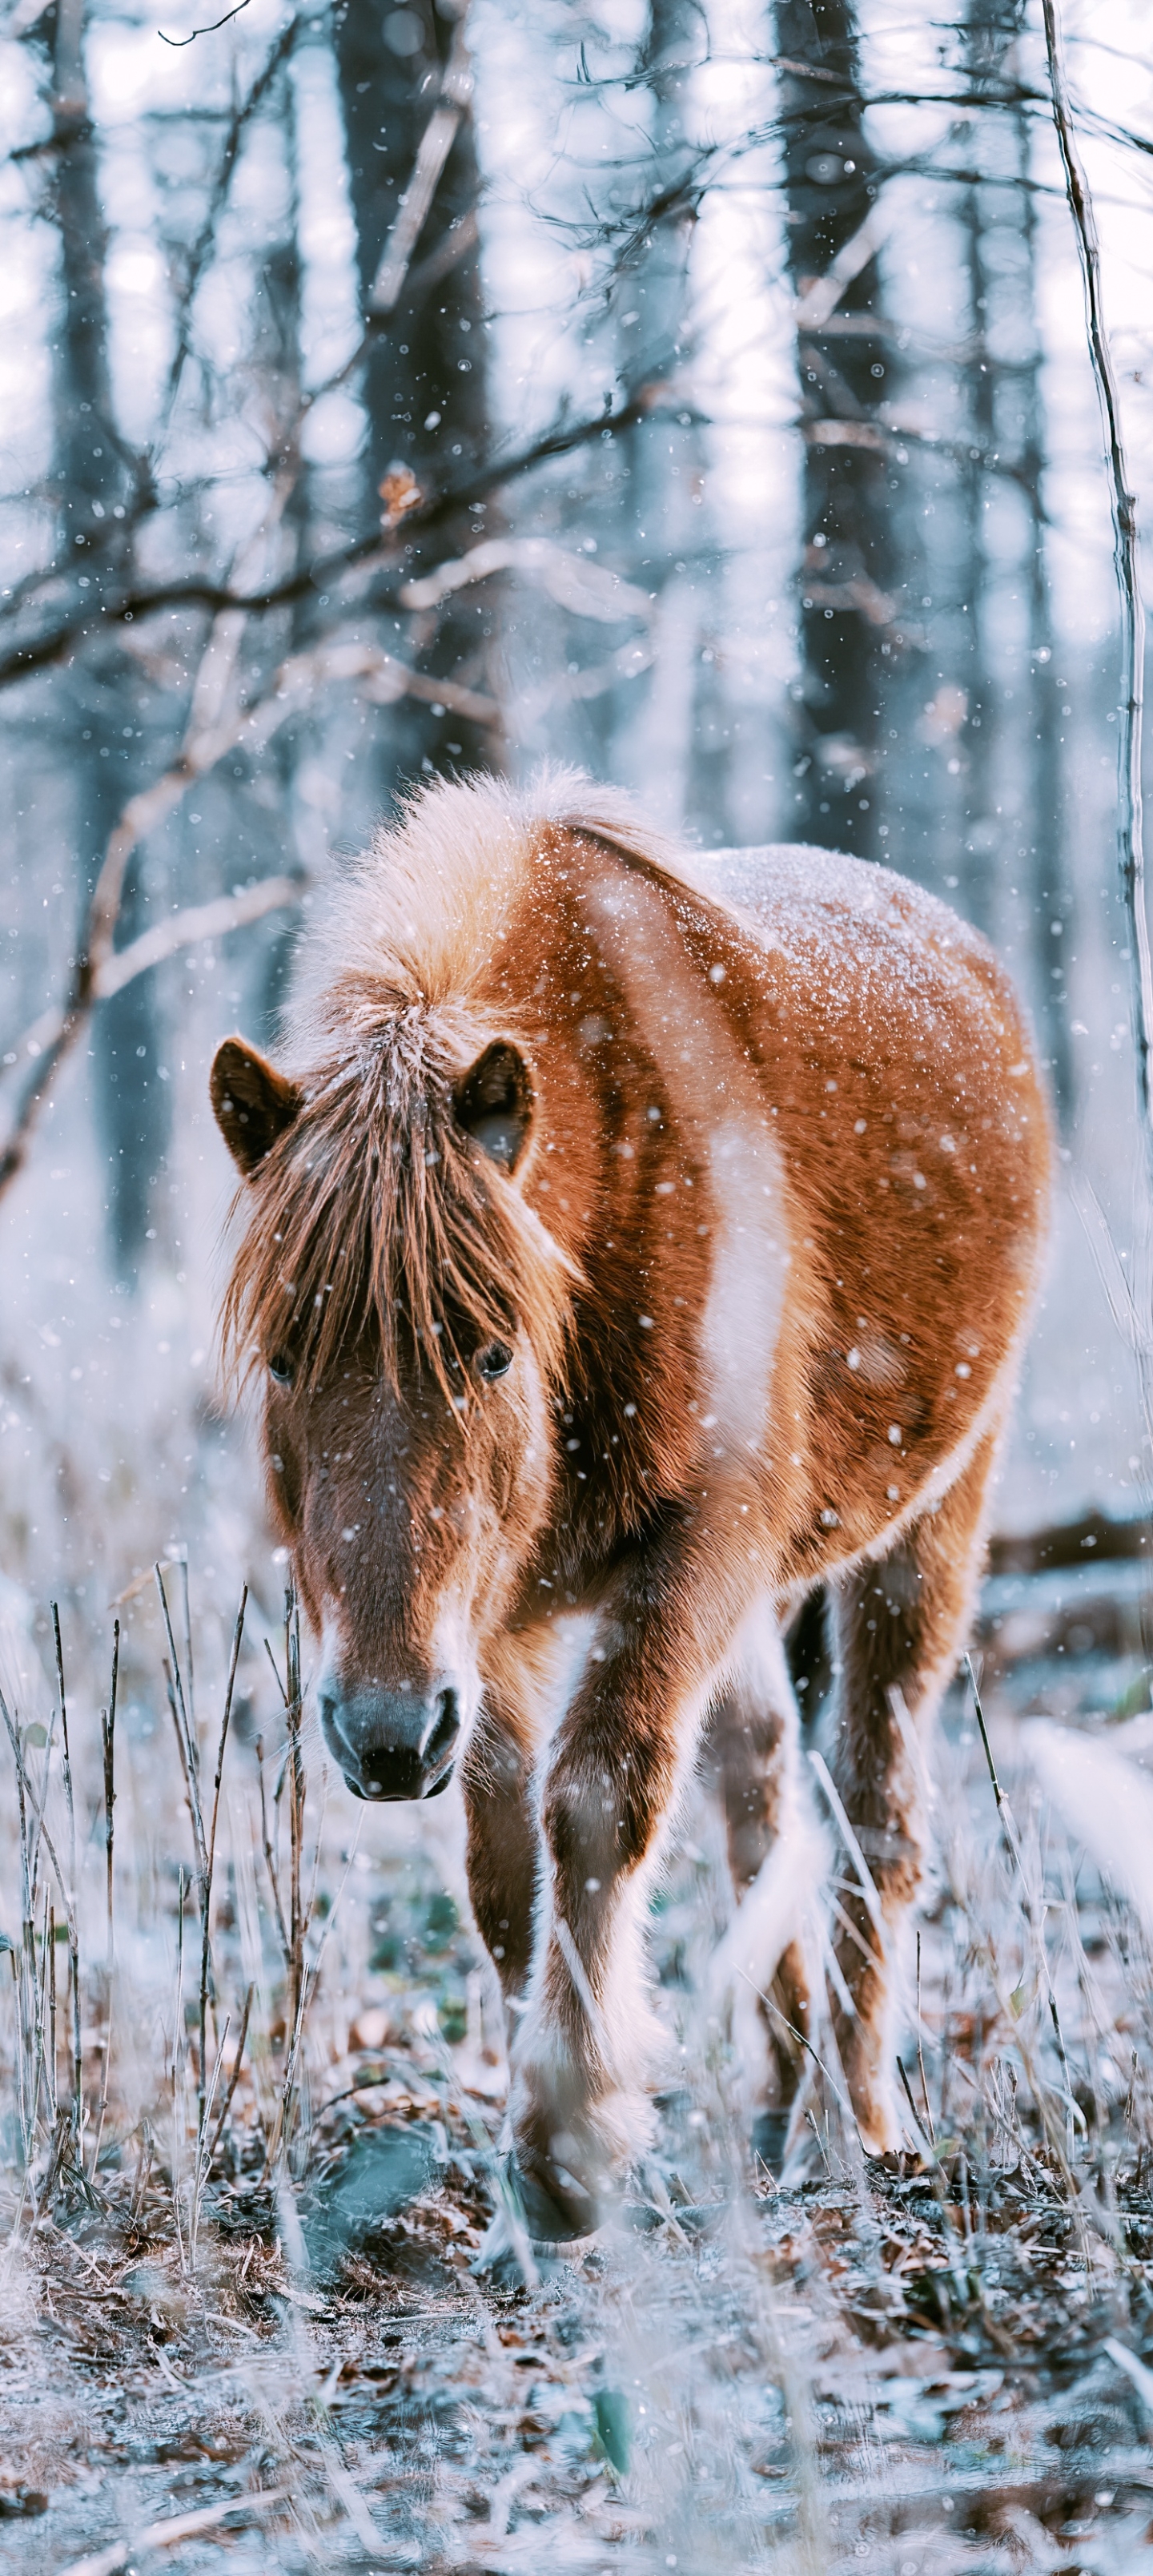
[[211, 1037, 301, 1176], [454, 1040, 534, 1173]]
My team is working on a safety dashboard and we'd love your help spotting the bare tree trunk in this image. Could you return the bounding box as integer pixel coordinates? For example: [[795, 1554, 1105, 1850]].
[[773, 0, 899, 860], [254, 99, 313, 1045], [333, 0, 501, 793], [52, 0, 166, 1276]]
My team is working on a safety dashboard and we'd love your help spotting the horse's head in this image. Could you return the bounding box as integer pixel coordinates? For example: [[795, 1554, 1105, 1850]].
[[211, 1019, 566, 1801]]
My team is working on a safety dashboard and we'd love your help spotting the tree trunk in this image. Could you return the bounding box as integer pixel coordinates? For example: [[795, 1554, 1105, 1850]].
[[773, 0, 899, 860], [333, 0, 500, 792]]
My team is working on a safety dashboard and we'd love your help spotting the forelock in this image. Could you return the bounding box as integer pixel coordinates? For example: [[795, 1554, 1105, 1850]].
[[219, 1001, 570, 1408]]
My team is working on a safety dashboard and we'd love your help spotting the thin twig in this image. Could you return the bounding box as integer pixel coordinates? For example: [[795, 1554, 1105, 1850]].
[[735, 1967, 853, 2118], [808, 1750, 888, 1956], [255, 1734, 289, 1958], [0, 1688, 36, 2159], [259, 1591, 316, 2181], [178, 1552, 195, 1741], [158, 14, 304, 417], [156, 1568, 205, 1878], [1042, 1, 1152, 1198], [159, 0, 251, 46]]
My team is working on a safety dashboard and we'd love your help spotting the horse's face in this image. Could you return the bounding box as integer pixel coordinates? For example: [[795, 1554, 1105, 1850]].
[[263, 1325, 552, 1801], [211, 1031, 560, 1803]]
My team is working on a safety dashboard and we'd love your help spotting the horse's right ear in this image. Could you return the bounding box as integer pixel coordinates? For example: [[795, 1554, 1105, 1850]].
[[211, 1037, 302, 1176]]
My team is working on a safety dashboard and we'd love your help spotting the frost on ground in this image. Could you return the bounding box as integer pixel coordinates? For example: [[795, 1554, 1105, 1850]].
[[2, 1546, 1153, 2574]]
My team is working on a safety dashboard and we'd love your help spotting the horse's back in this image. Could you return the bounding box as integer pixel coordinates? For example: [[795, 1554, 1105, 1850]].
[[675, 835, 1032, 1076], [687, 838, 990, 979]]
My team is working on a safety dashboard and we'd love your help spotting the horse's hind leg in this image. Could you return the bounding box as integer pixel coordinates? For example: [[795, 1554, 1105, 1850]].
[[709, 1606, 816, 2166], [828, 1418, 1002, 2151]]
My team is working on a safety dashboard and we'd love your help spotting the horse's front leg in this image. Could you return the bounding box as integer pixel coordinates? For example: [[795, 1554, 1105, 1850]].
[[508, 1563, 721, 2240]]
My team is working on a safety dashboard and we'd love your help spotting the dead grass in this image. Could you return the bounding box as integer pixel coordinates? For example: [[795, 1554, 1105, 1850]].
[[2, 1560, 1153, 2573]]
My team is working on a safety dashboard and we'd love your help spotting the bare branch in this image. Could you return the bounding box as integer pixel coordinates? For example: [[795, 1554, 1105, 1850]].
[[358, 658, 498, 723], [0, 612, 511, 1196], [399, 534, 653, 622], [158, 14, 307, 431], [520, 634, 654, 722], [370, 18, 474, 316], [792, 199, 895, 331], [98, 877, 301, 1000], [0, 383, 676, 690], [5, 877, 301, 1075]]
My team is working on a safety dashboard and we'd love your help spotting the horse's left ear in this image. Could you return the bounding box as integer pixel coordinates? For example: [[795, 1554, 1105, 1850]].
[[211, 1036, 302, 1176], [454, 1040, 535, 1173]]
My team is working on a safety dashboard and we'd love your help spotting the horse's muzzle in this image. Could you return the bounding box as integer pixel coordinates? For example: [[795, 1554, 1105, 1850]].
[[319, 1683, 461, 1801]]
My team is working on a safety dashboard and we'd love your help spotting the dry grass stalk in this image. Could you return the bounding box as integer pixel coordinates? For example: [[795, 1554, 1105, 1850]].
[[260, 1587, 314, 2179], [52, 1602, 83, 2139], [156, 1568, 204, 2115]]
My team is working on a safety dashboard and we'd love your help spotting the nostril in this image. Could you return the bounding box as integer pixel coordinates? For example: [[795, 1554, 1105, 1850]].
[[424, 1688, 460, 1773]]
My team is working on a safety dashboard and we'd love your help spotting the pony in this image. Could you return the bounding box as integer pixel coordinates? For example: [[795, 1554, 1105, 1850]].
[[211, 771, 1051, 2241]]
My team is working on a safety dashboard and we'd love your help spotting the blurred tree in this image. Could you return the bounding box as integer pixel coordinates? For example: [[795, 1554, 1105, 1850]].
[[251, 87, 314, 1045], [52, 0, 167, 1276], [333, 0, 501, 797], [604, 0, 702, 829]]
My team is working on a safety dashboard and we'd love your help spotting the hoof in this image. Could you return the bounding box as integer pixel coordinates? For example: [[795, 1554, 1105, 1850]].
[[508, 2151, 601, 2252]]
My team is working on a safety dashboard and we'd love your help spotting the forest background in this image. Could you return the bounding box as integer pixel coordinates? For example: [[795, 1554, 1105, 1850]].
[[2, 0, 1152, 1628]]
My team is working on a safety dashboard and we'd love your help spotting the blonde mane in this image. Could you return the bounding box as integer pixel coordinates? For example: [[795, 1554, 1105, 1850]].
[[287, 764, 692, 1036]]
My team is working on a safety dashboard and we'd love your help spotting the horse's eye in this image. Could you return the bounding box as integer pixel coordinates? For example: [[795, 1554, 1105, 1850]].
[[268, 1354, 293, 1387], [476, 1340, 512, 1382]]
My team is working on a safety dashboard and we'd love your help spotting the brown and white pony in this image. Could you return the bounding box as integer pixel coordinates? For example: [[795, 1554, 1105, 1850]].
[[211, 771, 1050, 2240]]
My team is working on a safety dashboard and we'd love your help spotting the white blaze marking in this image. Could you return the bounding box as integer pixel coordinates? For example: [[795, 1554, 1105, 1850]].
[[701, 1121, 789, 1449]]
